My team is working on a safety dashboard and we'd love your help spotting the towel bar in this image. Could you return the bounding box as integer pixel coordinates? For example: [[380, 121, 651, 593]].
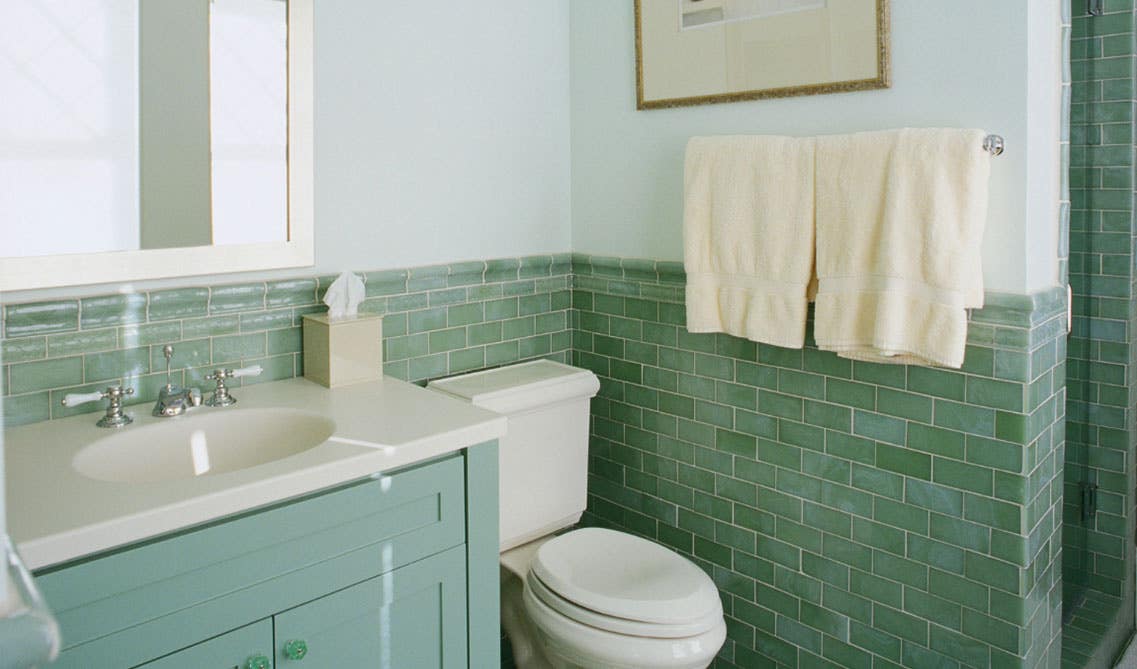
[[983, 134, 1004, 156]]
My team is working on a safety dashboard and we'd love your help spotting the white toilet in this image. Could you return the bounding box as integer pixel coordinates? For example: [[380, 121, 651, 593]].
[[430, 360, 726, 669]]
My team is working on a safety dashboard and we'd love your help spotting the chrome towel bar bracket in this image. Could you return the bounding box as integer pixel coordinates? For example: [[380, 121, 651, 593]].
[[983, 134, 1004, 156]]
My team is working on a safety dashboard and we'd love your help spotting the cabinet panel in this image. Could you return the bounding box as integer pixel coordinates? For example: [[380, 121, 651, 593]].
[[44, 456, 464, 668], [273, 545, 468, 669], [139, 619, 272, 669]]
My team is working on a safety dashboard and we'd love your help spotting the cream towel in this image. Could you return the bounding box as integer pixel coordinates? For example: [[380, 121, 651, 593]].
[[684, 135, 816, 349], [813, 128, 991, 368]]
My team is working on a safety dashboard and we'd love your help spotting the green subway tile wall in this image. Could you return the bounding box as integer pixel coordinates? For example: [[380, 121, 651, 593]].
[[0, 255, 572, 427], [1065, 1, 1137, 666], [573, 255, 1067, 669], [0, 254, 1075, 669]]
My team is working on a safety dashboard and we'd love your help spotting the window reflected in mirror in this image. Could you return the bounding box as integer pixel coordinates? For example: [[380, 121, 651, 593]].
[[0, 0, 288, 259]]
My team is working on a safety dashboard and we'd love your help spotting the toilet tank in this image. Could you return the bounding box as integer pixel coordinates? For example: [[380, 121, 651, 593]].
[[428, 361, 600, 551]]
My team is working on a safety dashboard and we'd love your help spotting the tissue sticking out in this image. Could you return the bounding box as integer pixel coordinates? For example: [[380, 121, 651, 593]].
[[324, 271, 365, 320]]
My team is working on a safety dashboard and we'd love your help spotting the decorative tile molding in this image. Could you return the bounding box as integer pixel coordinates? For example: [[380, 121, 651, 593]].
[[0, 255, 573, 427], [572, 254, 1066, 669]]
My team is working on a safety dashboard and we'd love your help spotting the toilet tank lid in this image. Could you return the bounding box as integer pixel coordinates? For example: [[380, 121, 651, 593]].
[[428, 360, 599, 414]]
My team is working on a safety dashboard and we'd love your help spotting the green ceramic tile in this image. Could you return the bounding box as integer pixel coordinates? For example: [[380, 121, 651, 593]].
[[906, 479, 964, 517], [827, 379, 876, 410], [9, 356, 83, 393], [151, 338, 211, 371], [429, 287, 468, 307], [1, 392, 51, 427], [908, 367, 965, 401], [449, 346, 485, 373], [447, 261, 486, 287], [519, 255, 552, 279], [118, 321, 182, 348], [933, 400, 995, 436], [482, 340, 517, 367], [267, 327, 303, 355], [876, 443, 931, 480], [520, 334, 550, 359], [429, 327, 467, 353], [518, 294, 551, 317], [182, 315, 240, 338], [406, 307, 447, 334], [407, 264, 448, 292], [907, 423, 966, 460], [212, 333, 267, 362], [364, 269, 408, 297], [5, 301, 79, 338], [853, 410, 906, 445], [852, 361, 906, 389], [966, 377, 1024, 412], [266, 279, 317, 308], [84, 347, 150, 384], [79, 293, 147, 328], [875, 388, 933, 422], [240, 309, 295, 332], [932, 457, 993, 495], [484, 258, 520, 283], [2, 337, 46, 364], [387, 292, 428, 312], [47, 328, 118, 357], [148, 287, 209, 321], [210, 283, 266, 314]]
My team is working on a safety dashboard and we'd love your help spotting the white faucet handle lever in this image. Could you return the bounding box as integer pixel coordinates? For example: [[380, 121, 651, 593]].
[[231, 365, 263, 378], [61, 391, 105, 407]]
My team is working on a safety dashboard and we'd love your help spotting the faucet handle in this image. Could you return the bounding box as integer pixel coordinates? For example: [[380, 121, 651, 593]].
[[203, 367, 259, 407], [62, 386, 134, 428], [61, 390, 107, 407], [61, 385, 134, 407], [205, 365, 262, 382]]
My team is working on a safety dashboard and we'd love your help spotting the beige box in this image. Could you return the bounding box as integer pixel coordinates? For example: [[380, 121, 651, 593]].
[[302, 314, 383, 387]]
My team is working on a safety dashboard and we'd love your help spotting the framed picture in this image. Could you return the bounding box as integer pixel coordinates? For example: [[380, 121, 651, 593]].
[[635, 0, 890, 109]]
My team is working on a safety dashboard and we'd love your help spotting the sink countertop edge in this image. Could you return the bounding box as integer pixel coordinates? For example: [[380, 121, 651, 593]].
[[4, 376, 507, 571]]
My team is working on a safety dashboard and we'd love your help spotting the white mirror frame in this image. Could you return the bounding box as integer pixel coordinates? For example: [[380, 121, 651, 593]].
[[0, 0, 314, 292]]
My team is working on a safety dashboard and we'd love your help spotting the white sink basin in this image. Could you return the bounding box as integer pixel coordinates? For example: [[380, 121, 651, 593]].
[[72, 408, 337, 483]]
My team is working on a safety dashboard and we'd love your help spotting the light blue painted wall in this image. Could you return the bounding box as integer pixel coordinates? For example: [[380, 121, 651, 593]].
[[569, 0, 1061, 294], [315, 0, 572, 273], [3, 0, 572, 303]]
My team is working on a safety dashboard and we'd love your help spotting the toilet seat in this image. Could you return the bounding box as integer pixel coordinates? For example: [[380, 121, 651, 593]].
[[526, 569, 722, 638], [522, 577, 727, 669], [527, 528, 722, 637]]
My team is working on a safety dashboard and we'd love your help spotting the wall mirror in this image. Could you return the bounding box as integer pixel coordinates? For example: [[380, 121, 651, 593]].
[[0, 0, 313, 292], [635, 0, 890, 109]]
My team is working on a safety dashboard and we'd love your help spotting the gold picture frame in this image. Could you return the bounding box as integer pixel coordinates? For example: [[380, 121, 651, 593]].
[[635, 0, 891, 110]]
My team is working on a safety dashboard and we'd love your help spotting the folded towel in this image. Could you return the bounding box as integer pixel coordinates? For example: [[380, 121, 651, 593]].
[[683, 135, 816, 349], [813, 128, 991, 368]]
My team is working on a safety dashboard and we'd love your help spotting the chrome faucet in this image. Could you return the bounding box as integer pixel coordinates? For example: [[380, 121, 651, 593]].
[[153, 345, 203, 417], [62, 385, 135, 428], [204, 365, 263, 406]]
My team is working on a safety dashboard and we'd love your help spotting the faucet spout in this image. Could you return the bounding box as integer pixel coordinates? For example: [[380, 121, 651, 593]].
[[152, 385, 202, 417]]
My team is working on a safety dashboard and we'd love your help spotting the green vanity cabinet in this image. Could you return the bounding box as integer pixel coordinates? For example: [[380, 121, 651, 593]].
[[139, 620, 273, 669], [271, 546, 468, 668], [33, 440, 500, 669]]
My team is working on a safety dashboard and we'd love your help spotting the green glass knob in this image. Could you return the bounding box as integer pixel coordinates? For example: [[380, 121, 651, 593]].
[[245, 654, 271, 669], [283, 639, 308, 661]]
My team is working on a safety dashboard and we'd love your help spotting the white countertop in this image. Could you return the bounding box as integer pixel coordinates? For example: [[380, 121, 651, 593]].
[[3, 376, 506, 570]]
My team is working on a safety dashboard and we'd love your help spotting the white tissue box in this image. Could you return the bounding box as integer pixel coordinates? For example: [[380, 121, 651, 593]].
[[302, 314, 383, 387]]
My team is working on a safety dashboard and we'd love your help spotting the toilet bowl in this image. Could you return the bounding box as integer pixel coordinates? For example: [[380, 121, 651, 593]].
[[506, 528, 726, 669], [429, 361, 727, 668]]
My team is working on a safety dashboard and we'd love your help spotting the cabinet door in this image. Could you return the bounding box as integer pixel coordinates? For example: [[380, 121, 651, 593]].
[[273, 545, 467, 668], [139, 619, 273, 669]]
